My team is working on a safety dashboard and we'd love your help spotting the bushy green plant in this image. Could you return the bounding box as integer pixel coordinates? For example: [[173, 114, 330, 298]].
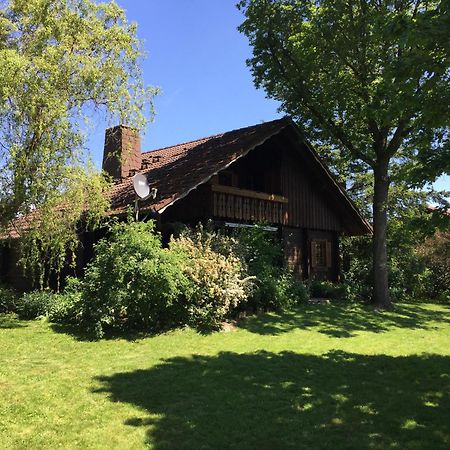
[[309, 280, 351, 301], [234, 225, 305, 310], [48, 277, 83, 324], [47, 221, 311, 337], [416, 231, 450, 303], [0, 283, 18, 314], [170, 228, 252, 330], [16, 290, 57, 319], [288, 278, 310, 304], [79, 220, 189, 337]]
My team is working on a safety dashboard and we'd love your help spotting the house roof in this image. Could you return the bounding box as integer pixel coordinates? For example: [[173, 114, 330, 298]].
[[110, 118, 293, 215], [2, 118, 371, 239], [109, 117, 371, 235]]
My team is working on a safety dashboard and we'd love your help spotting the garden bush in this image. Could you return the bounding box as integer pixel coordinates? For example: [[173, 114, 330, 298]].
[[234, 225, 307, 310], [16, 290, 57, 319], [48, 277, 83, 324], [44, 220, 311, 337], [170, 227, 252, 330], [78, 220, 189, 337], [309, 280, 351, 301], [0, 283, 17, 314], [416, 231, 450, 303]]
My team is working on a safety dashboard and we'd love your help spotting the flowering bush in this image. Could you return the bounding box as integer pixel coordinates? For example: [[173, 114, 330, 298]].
[[171, 228, 253, 330]]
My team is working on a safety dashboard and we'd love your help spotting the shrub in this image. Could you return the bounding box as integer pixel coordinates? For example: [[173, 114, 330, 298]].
[[170, 228, 252, 330], [416, 231, 450, 303], [288, 278, 310, 304], [48, 277, 83, 324], [16, 290, 57, 319], [79, 220, 189, 337], [0, 284, 18, 314], [234, 225, 305, 310], [309, 280, 351, 301]]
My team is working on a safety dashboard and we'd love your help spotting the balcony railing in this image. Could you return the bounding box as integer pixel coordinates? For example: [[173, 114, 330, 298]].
[[211, 185, 288, 224]]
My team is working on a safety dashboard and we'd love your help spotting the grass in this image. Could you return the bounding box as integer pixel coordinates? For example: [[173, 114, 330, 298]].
[[0, 302, 449, 449]]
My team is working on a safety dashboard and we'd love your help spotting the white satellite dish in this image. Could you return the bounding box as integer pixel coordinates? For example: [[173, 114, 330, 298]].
[[133, 173, 150, 199]]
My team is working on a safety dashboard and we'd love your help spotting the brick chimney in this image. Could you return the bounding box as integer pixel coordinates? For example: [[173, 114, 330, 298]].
[[102, 125, 142, 180]]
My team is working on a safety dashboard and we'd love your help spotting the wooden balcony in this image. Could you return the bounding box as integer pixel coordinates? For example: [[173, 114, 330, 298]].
[[211, 185, 288, 224]]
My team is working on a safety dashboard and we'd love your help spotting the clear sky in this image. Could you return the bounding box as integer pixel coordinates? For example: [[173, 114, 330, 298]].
[[87, 0, 282, 165], [87, 0, 449, 192]]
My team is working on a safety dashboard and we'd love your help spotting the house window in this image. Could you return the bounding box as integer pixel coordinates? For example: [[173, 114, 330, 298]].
[[311, 239, 332, 269]]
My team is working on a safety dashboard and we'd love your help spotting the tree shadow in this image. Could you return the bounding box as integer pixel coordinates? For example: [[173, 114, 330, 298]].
[[238, 303, 450, 337], [94, 351, 450, 449], [49, 322, 163, 342], [0, 314, 27, 329]]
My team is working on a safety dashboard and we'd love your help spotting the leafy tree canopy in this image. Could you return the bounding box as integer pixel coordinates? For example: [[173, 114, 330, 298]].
[[0, 0, 156, 223], [238, 0, 449, 175], [238, 0, 449, 307], [0, 0, 157, 287]]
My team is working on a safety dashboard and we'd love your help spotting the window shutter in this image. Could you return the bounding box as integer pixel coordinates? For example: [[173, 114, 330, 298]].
[[326, 241, 332, 268]]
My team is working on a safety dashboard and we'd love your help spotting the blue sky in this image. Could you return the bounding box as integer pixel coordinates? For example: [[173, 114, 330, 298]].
[[87, 0, 448, 192], [87, 0, 282, 163]]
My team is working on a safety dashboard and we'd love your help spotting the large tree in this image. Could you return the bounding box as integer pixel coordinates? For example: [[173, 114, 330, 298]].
[[0, 0, 156, 222], [0, 0, 156, 286], [238, 0, 449, 307]]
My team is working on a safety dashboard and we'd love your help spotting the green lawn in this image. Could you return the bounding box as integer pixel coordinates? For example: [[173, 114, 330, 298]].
[[1, 303, 449, 449]]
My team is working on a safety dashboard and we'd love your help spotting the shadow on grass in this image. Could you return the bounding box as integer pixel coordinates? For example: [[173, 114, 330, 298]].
[[239, 303, 450, 337], [0, 314, 27, 329], [94, 350, 450, 450], [49, 322, 163, 342]]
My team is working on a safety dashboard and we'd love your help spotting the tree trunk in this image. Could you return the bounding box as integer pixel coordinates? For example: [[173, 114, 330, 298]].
[[372, 157, 392, 308]]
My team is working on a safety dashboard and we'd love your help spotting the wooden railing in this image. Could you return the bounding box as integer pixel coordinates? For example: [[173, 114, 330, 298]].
[[211, 185, 288, 224]]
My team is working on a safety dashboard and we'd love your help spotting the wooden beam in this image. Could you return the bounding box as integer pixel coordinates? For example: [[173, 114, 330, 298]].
[[211, 184, 288, 203]]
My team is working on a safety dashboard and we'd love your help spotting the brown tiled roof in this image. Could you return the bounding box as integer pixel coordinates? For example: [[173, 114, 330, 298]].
[[2, 117, 372, 239], [110, 118, 292, 214]]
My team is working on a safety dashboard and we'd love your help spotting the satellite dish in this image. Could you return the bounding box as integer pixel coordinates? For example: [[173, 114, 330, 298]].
[[133, 173, 150, 199]]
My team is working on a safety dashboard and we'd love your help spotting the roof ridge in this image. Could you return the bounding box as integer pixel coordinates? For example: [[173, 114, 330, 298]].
[[141, 133, 223, 156], [141, 117, 288, 156]]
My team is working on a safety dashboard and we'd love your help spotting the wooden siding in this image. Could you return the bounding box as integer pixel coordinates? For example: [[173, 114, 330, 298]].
[[212, 185, 287, 224], [281, 145, 342, 231], [282, 227, 304, 279], [161, 184, 212, 224]]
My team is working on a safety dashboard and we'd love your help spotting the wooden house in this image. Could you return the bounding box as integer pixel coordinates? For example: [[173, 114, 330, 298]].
[[105, 117, 371, 282], [0, 118, 371, 289]]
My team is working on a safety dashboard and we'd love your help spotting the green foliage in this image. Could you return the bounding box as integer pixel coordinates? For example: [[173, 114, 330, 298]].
[[42, 221, 307, 337], [342, 235, 373, 301], [309, 280, 351, 301], [170, 226, 252, 330], [342, 189, 450, 303], [78, 221, 188, 337], [238, 0, 449, 173], [0, 283, 17, 313], [416, 231, 450, 303], [0, 0, 157, 222], [16, 290, 56, 320], [48, 277, 83, 324], [0, 0, 158, 288], [18, 165, 111, 289], [235, 225, 308, 310]]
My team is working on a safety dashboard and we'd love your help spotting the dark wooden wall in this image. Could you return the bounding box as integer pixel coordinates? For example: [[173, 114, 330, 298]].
[[0, 242, 33, 291], [280, 144, 342, 231]]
